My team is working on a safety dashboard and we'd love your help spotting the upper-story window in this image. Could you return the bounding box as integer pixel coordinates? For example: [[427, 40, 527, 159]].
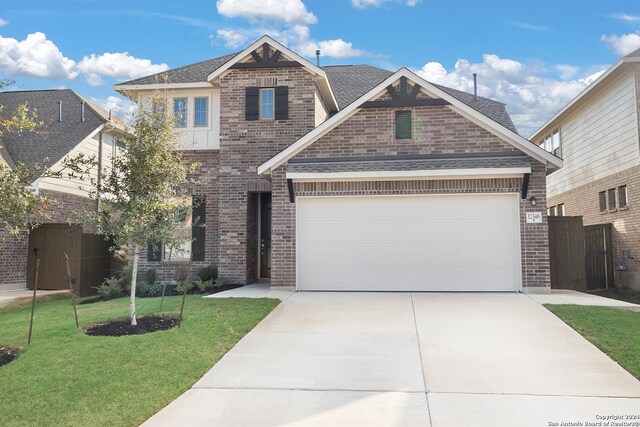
[[173, 98, 187, 128], [542, 129, 561, 157], [194, 97, 208, 127], [259, 88, 275, 120]]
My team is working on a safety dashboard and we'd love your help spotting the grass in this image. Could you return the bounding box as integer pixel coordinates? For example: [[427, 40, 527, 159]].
[[0, 294, 279, 427], [546, 304, 640, 379], [588, 287, 640, 305]]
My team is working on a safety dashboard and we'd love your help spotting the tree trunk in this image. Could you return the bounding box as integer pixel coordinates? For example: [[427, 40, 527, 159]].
[[130, 244, 140, 326]]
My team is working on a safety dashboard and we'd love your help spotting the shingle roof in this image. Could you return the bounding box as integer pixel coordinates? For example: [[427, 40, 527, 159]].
[[322, 64, 518, 134], [0, 89, 111, 169], [117, 53, 238, 86], [288, 152, 530, 173], [322, 65, 393, 110], [115, 53, 518, 134]]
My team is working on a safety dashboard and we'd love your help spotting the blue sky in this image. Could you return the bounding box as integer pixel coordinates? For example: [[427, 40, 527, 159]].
[[1, 0, 640, 135]]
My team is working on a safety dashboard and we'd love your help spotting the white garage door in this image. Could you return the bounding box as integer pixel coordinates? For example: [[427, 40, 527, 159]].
[[296, 193, 521, 292]]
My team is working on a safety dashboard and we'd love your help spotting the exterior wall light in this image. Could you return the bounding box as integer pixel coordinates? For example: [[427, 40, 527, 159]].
[[528, 195, 537, 206]]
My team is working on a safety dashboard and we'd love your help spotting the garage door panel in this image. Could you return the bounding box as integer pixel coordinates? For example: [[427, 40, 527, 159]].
[[296, 194, 521, 292]]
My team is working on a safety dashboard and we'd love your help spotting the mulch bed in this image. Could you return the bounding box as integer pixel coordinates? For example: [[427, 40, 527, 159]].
[[0, 345, 22, 367], [79, 284, 244, 305], [84, 315, 179, 337]]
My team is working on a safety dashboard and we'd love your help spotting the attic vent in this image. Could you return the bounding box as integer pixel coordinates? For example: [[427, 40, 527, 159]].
[[257, 77, 278, 87]]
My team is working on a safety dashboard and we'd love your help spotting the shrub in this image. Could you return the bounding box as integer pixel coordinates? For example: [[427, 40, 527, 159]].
[[215, 277, 229, 288], [197, 264, 218, 282], [174, 265, 190, 283], [194, 279, 215, 293], [147, 282, 172, 297], [176, 280, 195, 294], [144, 269, 158, 287], [94, 277, 124, 299], [119, 265, 134, 289]]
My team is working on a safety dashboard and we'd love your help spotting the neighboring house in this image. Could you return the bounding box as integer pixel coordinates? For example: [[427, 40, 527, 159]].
[[115, 35, 561, 293], [531, 48, 640, 291], [0, 89, 127, 292]]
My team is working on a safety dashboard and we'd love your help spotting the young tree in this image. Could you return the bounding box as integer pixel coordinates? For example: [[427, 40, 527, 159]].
[[87, 94, 195, 325]]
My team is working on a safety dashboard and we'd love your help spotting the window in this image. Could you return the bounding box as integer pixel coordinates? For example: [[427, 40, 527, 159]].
[[542, 129, 561, 156], [619, 185, 628, 208], [152, 99, 166, 116], [194, 97, 208, 127], [608, 188, 617, 210], [396, 111, 412, 139], [259, 88, 275, 120], [173, 98, 187, 127], [549, 206, 556, 216], [163, 200, 192, 261], [599, 191, 607, 213], [557, 204, 565, 216]]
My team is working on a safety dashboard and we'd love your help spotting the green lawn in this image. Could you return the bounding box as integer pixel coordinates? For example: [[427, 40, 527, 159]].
[[0, 295, 279, 427], [546, 305, 640, 379], [588, 287, 640, 305]]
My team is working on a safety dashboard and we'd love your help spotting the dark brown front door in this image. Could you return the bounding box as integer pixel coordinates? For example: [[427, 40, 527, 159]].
[[260, 193, 272, 278]]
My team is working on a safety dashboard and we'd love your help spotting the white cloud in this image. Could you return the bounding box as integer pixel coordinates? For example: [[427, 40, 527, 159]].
[[352, 0, 418, 8], [95, 95, 138, 122], [0, 17, 8, 27], [216, 0, 317, 25], [610, 13, 640, 23], [416, 54, 607, 137], [507, 21, 550, 31], [296, 38, 367, 58], [216, 29, 251, 49], [77, 52, 169, 86], [0, 32, 78, 79], [601, 32, 640, 55]]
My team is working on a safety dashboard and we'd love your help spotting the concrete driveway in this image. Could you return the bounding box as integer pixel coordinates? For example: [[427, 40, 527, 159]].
[[143, 292, 640, 427]]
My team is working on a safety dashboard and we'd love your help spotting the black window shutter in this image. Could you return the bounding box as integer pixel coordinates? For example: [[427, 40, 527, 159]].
[[245, 87, 259, 121], [191, 196, 206, 261], [275, 86, 289, 120], [147, 242, 161, 261]]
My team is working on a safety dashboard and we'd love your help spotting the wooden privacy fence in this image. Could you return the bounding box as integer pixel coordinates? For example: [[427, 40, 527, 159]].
[[548, 217, 614, 290], [27, 224, 113, 296]]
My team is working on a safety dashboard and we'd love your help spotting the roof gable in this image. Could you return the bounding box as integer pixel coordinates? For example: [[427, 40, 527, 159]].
[[258, 68, 562, 175], [0, 89, 110, 169]]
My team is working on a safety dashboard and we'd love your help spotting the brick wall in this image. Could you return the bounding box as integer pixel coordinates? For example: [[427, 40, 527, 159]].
[[217, 66, 316, 283], [270, 101, 551, 291], [137, 149, 220, 282], [548, 164, 640, 289], [0, 189, 97, 291]]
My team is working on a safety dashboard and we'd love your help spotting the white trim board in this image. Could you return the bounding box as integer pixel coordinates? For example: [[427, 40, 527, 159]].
[[258, 68, 563, 175], [287, 167, 531, 182]]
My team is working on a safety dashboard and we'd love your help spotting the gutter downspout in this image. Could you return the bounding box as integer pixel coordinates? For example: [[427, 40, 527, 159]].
[[97, 131, 103, 213]]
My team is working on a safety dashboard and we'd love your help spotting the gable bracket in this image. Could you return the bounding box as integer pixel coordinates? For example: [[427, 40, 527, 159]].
[[363, 76, 441, 108], [231, 42, 302, 69], [287, 178, 295, 203]]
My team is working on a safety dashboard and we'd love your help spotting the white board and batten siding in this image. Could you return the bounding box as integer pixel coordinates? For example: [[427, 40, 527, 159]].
[[39, 130, 120, 197], [546, 68, 640, 197], [138, 89, 221, 150], [296, 193, 522, 292]]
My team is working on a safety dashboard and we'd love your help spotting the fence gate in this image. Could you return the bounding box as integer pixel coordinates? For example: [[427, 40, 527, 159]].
[[584, 224, 614, 290], [27, 224, 82, 291], [548, 216, 587, 291]]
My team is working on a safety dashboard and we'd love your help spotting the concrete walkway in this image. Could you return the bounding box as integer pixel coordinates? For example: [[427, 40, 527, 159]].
[[143, 292, 640, 426], [527, 289, 639, 307], [0, 289, 70, 307]]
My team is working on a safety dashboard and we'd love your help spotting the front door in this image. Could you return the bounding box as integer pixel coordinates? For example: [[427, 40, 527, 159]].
[[260, 193, 272, 278]]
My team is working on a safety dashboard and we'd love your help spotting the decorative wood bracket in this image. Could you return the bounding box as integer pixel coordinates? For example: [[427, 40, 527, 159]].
[[287, 178, 295, 203], [362, 76, 451, 108], [231, 43, 301, 69]]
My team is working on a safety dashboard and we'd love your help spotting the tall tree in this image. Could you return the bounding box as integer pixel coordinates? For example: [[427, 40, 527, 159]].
[[86, 94, 195, 325]]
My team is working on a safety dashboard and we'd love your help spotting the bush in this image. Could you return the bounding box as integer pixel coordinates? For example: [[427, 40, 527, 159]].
[[197, 265, 218, 282], [175, 280, 195, 294], [144, 269, 158, 287], [215, 277, 229, 288], [194, 279, 215, 293], [119, 265, 134, 289], [174, 266, 190, 283], [94, 277, 124, 299]]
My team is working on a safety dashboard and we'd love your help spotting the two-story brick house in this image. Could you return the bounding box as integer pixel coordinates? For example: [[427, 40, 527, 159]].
[[532, 48, 640, 291], [116, 35, 562, 293]]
